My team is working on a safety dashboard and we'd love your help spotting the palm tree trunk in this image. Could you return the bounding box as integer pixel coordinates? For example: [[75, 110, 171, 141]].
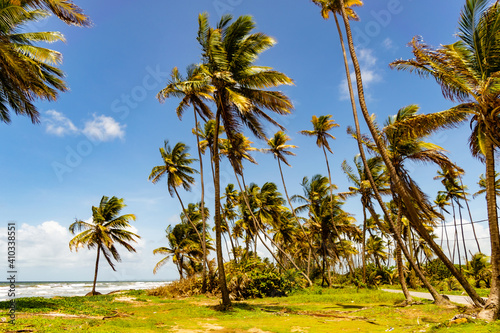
[[213, 109, 231, 309], [193, 111, 209, 293], [451, 200, 460, 267], [337, 0, 481, 307], [458, 175, 481, 253], [478, 138, 500, 321], [396, 201, 413, 303], [457, 199, 469, 267], [362, 206, 367, 284], [222, 215, 238, 263], [91, 244, 101, 295]]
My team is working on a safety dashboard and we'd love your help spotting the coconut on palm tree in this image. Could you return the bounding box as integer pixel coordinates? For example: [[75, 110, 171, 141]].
[[69, 196, 139, 295]]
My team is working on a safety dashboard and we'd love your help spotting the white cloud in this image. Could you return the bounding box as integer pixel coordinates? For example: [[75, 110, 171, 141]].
[[0, 221, 149, 281], [44, 110, 79, 136], [339, 48, 382, 101], [82, 114, 126, 142], [43, 111, 126, 142], [382, 37, 395, 50]]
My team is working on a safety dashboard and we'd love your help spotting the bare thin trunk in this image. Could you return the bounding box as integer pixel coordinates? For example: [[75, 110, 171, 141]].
[[91, 244, 101, 295], [459, 175, 481, 253]]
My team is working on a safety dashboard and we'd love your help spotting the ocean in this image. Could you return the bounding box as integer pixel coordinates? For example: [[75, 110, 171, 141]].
[[0, 281, 170, 301]]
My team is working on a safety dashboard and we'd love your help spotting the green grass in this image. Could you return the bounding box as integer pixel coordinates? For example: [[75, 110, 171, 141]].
[[0, 287, 499, 332]]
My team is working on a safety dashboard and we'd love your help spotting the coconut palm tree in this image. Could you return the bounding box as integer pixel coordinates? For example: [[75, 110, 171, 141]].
[[261, 131, 323, 277], [24, 0, 90, 26], [0, 0, 90, 124], [341, 155, 390, 282], [157, 66, 214, 290], [154, 202, 213, 278], [69, 196, 139, 295], [474, 173, 500, 199], [196, 13, 294, 308], [149, 141, 205, 249], [390, 1, 500, 315]]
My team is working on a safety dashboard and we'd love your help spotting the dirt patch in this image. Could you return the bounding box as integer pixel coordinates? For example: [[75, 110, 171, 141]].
[[248, 328, 273, 333]]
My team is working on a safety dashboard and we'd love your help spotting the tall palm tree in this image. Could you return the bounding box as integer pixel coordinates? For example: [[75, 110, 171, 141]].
[[390, 0, 499, 316], [261, 131, 323, 277], [157, 66, 214, 291], [149, 141, 205, 249], [197, 13, 294, 308], [69, 196, 139, 295], [341, 155, 390, 282]]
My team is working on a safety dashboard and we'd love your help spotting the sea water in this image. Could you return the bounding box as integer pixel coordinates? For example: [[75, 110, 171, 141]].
[[0, 281, 169, 301]]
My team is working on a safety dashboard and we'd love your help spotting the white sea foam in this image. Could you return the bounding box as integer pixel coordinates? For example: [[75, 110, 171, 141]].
[[0, 281, 169, 301]]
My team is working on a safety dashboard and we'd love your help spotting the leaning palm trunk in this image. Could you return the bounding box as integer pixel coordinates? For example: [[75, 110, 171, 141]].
[[91, 244, 101, 295], [478, 138, 500, 320], [337, 0, 482, 307]]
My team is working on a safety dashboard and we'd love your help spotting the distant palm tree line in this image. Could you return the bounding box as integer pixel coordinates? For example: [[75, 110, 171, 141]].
[[2, 0, 500, 322]]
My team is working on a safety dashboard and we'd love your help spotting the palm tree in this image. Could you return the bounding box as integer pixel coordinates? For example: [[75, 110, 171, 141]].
[[341, 155, 390, 282], [261, 131, 322, 276], [69, 196, 139, 295], [390, 0, 500, 315], [0, 1, 90, 124], [149, 141, 205, 249], [294, 174, 358, 286], [196, 13, 293, 308], [366, 235, 387, 271], [157, 66, 214, 290], [154, 203, 212, 278], [474, 173, 500, 199], [24, 0, 91, 26], [1, 3, 65, 124]]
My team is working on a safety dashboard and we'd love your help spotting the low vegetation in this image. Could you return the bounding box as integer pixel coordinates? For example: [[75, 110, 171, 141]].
[[1, 286, 500, 333]]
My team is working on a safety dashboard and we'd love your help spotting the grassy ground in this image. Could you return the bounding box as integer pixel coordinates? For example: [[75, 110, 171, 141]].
[[1, 287, 499, 332]]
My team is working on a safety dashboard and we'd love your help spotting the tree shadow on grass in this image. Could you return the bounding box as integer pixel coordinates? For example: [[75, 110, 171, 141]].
[[0, 298, 58, 312]]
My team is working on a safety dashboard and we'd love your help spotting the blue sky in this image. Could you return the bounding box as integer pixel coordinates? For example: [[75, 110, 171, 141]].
[[0, 0, 493, 282]]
